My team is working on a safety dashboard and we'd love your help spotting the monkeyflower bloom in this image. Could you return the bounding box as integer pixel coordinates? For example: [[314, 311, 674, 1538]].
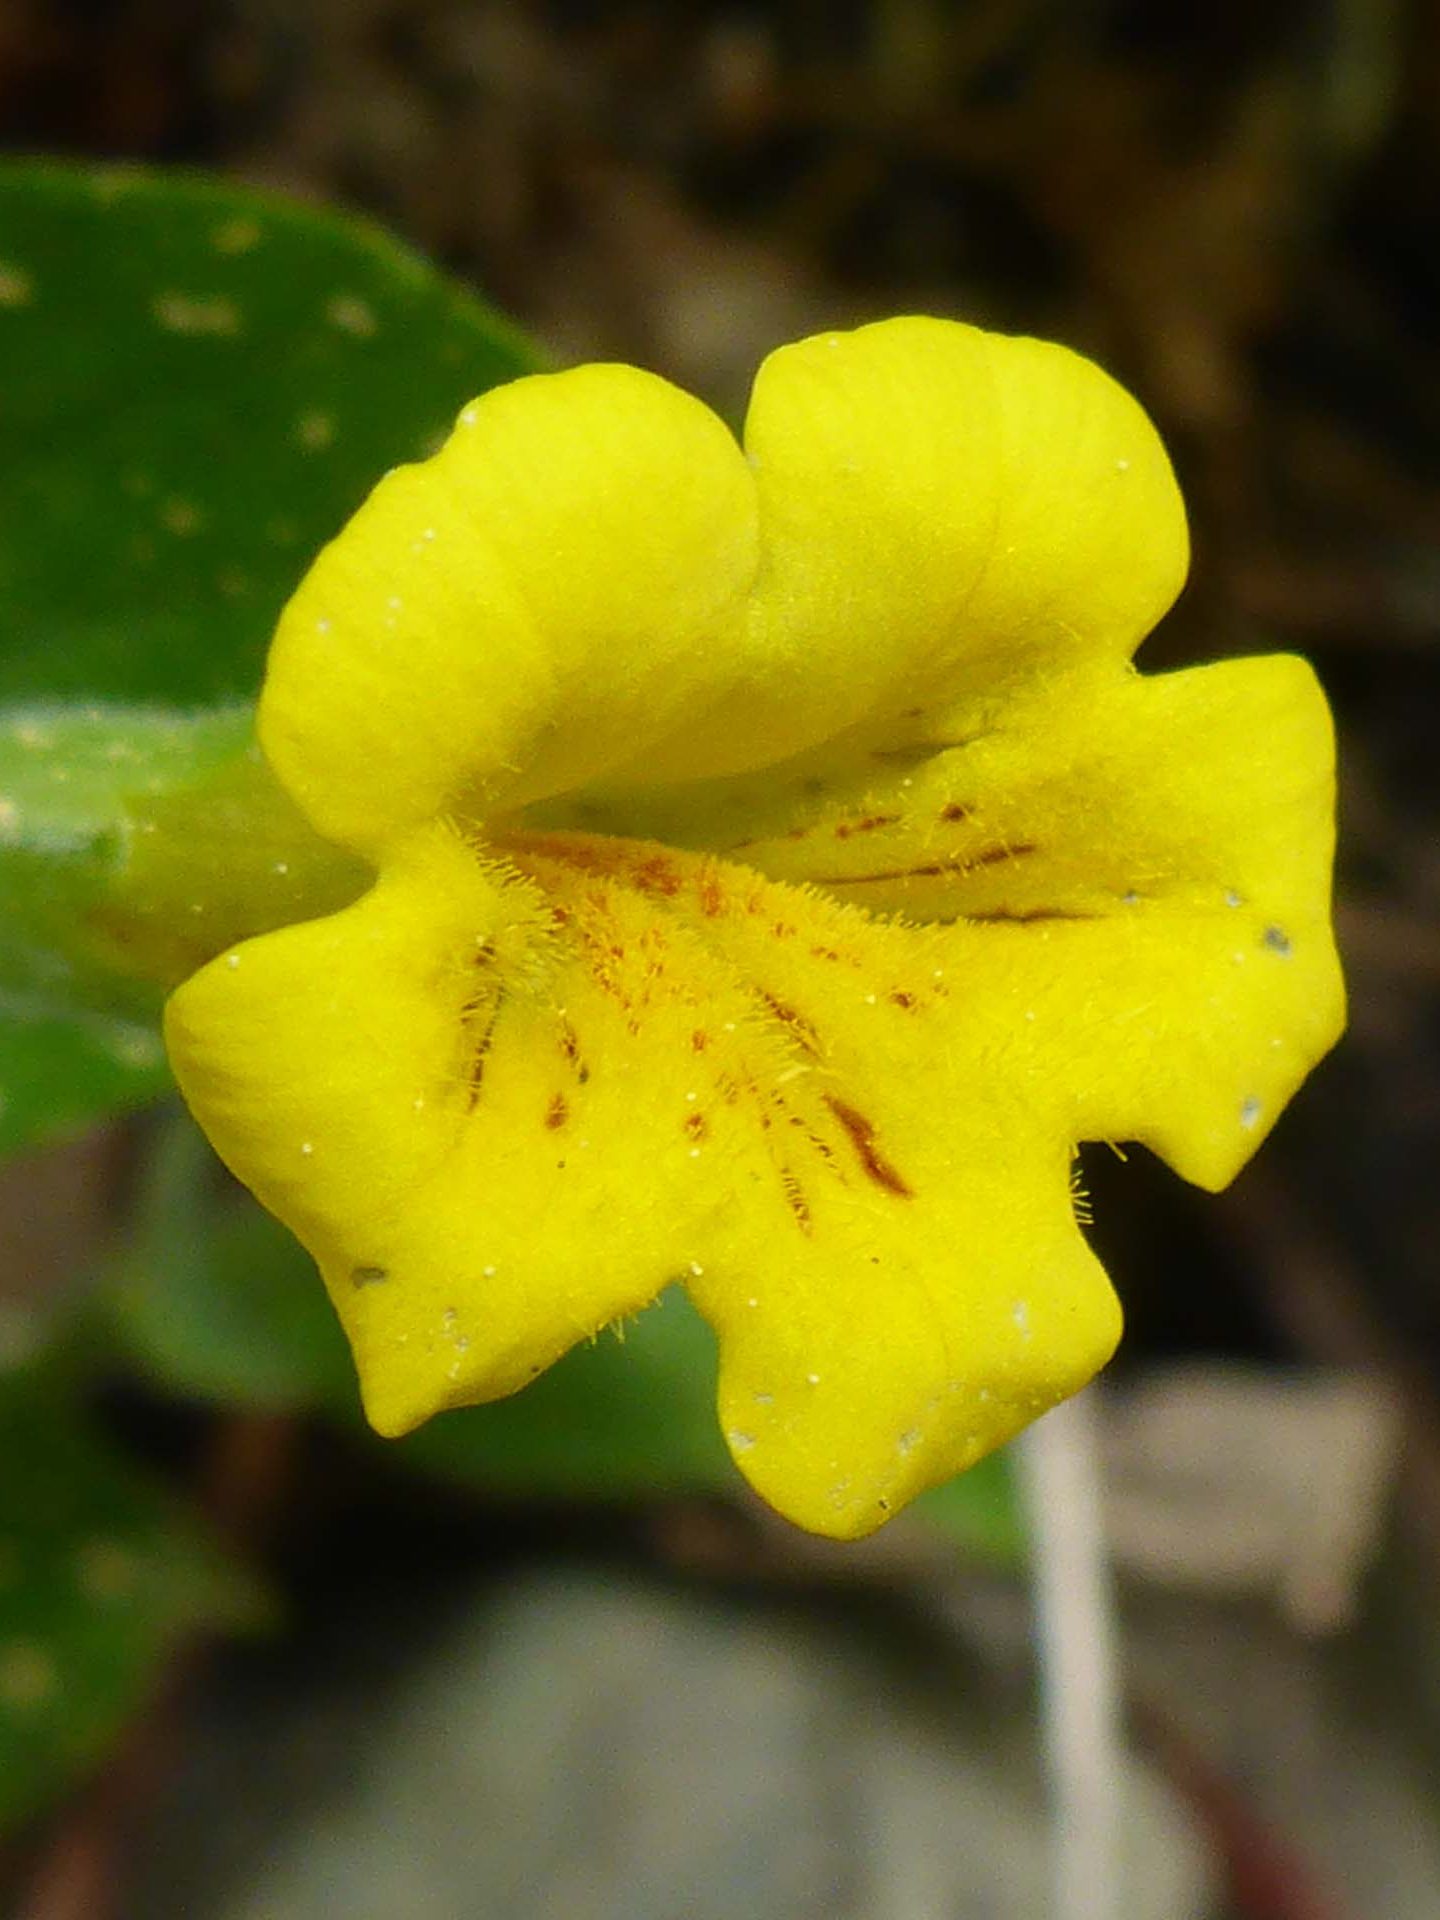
[[165, 318, 1343, 1538]]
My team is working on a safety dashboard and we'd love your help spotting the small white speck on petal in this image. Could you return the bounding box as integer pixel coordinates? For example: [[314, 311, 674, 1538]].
[[806, 1372, 821, 1386], [225, 953, 240, 970], [1240, 1096, 1263, 1129], [688, 1261, 704, 1277], [482, 1264, 497, 1278], [300, 1141, 314, 1156], [273, 861, 289, 876], [1116, 457, 1131, 472], [316, 617, 332, 635]]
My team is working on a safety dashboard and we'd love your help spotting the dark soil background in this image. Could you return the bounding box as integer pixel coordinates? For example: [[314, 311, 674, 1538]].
[[1, 4, 1437, 1915]]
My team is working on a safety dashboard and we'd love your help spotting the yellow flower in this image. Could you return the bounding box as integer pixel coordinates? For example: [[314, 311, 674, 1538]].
[[164, 318, 1343, 1538]]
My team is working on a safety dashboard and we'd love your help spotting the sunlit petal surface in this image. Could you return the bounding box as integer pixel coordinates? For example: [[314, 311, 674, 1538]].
[[167, 318, 1343, 1538]]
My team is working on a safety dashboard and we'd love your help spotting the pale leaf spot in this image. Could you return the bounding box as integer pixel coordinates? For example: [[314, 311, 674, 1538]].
[[0, 1641, 58, 1709], [74, 1538, 141, 1603], [152, 291, 242, 337], [160, 497, 204, 537], [327, 292, 378, 338], [294, 409, 336, 452], [211, 216, 262, 255], [0, 261, 34, 308]]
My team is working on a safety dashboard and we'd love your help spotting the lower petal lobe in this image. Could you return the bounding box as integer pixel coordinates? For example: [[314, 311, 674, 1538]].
[[166, 819, 1121, 1536]]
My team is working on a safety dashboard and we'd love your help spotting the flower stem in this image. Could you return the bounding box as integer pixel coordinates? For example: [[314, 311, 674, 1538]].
[[1017, 1388, 1124, 1920]]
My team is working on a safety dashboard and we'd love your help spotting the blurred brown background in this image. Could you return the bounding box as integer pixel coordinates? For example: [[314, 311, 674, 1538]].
[[1, 4, 1437, 1917]]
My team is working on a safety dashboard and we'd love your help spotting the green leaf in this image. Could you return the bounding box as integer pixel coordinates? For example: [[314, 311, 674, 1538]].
[[914, 1452, 1025, 1568], [391, 1288, 740, 1498], [0, 1365, 265, 1834], [110, 1110, 355, 1411], [0, 162, 542, 1151], [0, 162, 542, 706]]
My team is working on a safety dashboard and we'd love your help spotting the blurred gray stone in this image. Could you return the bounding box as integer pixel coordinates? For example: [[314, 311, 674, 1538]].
[[138, 1568, 1212, 1920]]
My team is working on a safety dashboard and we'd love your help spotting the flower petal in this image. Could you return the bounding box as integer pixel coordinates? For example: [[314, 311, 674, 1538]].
[[533, 652, 1342, 1194], [259, 320, 1188, 854], [166, 822, 1122, 1536], [261, 365, 759, 857]]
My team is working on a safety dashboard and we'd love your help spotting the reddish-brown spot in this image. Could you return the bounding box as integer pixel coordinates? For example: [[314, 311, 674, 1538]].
[[700, 877, 724, 917], [756, 989, 821, 1056], [690, 1029, 710, 1052], [683, 1110, 709, 1141], [545, 1093, 569, 1130], [558, 1017, 580, 1063], [634, 854, 681, 896], [815, 842, 1037, 887], [463, 990, 505, 1112], [822, 1096, 913, 1198], [809, 945, 842, 963], [780, 1168, 813, 1232], [889, 991, 915, 1010], [939, 801, 971, 822], [772, 921, 797, 939], [834, 813, 900, 840], [785, 825, 810, 841]]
